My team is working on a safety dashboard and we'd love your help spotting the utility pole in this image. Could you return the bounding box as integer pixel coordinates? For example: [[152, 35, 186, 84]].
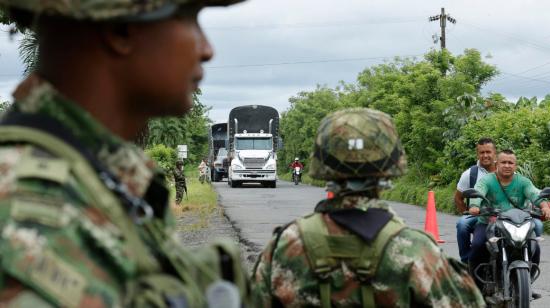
[[429, 8, 456, 50]]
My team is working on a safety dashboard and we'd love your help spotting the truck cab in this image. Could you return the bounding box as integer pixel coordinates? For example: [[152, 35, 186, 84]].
[[229, 132, 277, 187]]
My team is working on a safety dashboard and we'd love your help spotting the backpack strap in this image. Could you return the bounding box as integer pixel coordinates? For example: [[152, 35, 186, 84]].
[[469, 165, 479, 189], [297, 211, 405, 308]]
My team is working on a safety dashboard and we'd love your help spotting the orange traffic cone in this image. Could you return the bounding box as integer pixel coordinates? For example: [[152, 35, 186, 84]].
[[424, 191, 445, 244]]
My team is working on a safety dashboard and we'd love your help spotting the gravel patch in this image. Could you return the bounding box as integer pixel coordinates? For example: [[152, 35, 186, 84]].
[[176, 204, 260, 272]]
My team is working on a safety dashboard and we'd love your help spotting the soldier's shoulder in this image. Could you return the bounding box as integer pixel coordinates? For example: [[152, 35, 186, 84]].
[[0, 145, 127, 306], [0, 144, 72, 197], [381, 228, 441, 265]]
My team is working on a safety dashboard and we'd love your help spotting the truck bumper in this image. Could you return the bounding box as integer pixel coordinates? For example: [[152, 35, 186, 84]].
[[231, 170, 276, 181]]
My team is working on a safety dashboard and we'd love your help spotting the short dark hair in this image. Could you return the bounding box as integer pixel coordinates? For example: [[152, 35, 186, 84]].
[[500, 149, 515, 155], [477, 137, 495, 146]]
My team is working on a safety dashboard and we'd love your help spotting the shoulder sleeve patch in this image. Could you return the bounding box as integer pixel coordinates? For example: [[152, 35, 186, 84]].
[[0, 224, 86, 307], [11, 199, 75, 228], [28, 250, 87, 307], [15, 155, 70, 184]]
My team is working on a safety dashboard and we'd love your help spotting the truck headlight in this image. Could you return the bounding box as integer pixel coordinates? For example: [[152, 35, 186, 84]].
[[503, 221, 531, 242], [232, 164, 243, 170], [265, 163, 276, 170]]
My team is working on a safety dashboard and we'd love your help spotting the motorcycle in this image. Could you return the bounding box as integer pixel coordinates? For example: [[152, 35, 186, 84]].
[[292, 166, 301, 185], [462, 188, 549, 307]]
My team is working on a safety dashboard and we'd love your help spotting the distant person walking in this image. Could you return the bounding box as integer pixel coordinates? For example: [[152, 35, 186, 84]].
[[173, 160, 187, 204], [198, 158, 208, 184]]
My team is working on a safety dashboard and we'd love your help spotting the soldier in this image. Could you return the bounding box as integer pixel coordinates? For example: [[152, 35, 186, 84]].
[[0, 0, 251, 307], [252, 108, 485, 307], [174, 160, 188, 204]]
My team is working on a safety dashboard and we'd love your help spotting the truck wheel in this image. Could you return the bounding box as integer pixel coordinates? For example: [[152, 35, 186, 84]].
[[271, 181, 276, 188], [231, 180, 239, 188]]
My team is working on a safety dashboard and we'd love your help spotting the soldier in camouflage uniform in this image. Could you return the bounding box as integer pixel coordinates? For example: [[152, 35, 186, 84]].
[[174, 160, 188, 204], [252, 108, 485, 307], [0, 0, 252, 307]]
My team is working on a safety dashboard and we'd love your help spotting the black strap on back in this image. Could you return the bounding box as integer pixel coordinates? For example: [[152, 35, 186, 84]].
[[0, 111, 167, 222], [469, 165, 479, 189]]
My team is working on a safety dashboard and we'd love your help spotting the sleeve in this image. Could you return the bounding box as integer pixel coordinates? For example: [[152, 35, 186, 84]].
[[251, 238, 275, 308], [523, 177, 542, 206], [456, 169, 470, 192], [397, 230, 485, 307], [470, 175, 489, 207]]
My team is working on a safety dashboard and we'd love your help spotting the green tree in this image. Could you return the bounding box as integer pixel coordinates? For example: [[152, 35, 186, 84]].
[[278, 85, 357, 172], [146, 92, 211, 164]]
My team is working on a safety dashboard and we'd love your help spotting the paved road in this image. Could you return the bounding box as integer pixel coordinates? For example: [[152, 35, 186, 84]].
[[214, 180, 550, 307]]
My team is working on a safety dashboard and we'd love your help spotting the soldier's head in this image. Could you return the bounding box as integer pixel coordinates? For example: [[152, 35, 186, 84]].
[[176, 160, 184, 168], [2, 0, 244, 117], [309, 108, 406, 198]]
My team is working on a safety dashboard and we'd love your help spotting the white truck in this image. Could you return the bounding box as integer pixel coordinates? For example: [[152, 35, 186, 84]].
[[227, 105, 279, 188]]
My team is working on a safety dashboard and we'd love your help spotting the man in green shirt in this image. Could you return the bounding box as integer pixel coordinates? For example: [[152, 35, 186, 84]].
[[468, 149, 550, 287]]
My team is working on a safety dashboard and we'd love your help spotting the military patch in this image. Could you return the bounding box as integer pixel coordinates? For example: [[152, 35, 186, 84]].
[[15, 155, 69, 184], [11, 199, 73, 228], [29, 250, 87, 307]]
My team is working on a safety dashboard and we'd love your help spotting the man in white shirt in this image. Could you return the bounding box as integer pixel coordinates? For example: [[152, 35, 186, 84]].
[[454, 137, 496, 263]]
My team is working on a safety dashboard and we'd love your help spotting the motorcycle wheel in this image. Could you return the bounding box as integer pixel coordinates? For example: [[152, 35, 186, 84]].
[[508, 268, 530, 308], [294, 175, 299, 185]]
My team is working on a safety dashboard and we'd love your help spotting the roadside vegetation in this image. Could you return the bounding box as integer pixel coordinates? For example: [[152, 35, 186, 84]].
[[277, 49, 550, 232], [168, 169, 218, 231]]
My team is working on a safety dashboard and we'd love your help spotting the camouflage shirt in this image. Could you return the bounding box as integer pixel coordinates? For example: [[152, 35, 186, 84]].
[[0, 75, 192, 307], [252, 195, 485, 307]]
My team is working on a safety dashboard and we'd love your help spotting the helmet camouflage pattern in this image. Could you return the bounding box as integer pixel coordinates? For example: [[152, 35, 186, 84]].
[[309, 108, 407, 180], [0, 0, 245, 22]]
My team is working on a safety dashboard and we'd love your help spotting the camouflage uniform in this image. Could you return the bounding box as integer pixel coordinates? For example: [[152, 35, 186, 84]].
[[0, 1, 250, 307], [173, 164, 187, 204], [252, 108, 485, 307]]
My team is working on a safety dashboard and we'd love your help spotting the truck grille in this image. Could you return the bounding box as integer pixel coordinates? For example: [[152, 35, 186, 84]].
[[243, 158, 265, 169]]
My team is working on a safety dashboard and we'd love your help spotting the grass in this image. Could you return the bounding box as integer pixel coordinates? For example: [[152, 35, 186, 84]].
[[169, 169, 218, 231]]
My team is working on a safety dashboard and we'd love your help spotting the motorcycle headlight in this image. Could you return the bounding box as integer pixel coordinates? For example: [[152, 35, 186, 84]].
[[503, 221, 531, 242]]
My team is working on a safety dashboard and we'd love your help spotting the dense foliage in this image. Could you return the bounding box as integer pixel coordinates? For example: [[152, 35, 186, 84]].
[[145, 144, 177, 172], [143, 92, 211, 166]]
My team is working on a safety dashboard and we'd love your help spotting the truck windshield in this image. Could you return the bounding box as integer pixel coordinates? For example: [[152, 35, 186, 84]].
[[236, 138, 272, 150]]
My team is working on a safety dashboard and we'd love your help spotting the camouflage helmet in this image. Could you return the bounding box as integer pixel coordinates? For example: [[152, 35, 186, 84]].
[[0, 0, 245, 22], [309, 108, 406, 181]]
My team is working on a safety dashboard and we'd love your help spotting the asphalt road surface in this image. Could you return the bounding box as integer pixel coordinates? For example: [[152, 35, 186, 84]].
[[214, 180, 550, 307]]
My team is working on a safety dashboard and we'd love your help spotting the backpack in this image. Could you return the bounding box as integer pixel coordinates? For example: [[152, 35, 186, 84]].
[[295, 209, 405, 308], [0, 111, 250, 307]]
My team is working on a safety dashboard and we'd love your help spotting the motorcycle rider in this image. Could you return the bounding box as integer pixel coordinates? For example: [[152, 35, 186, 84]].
[[455, 137, 497, 263], [289, 157, 304, 182], [469, 149, 550, 289]]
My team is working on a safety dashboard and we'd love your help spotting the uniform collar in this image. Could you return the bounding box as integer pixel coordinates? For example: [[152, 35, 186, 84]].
[[11, 74, 159, 198]]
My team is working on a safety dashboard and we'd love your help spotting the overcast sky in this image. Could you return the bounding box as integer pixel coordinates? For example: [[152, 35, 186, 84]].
[[2, 0, 550, 123]]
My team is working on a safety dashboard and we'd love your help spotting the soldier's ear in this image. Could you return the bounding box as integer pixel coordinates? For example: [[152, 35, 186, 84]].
[[99, 23, 134, 56]]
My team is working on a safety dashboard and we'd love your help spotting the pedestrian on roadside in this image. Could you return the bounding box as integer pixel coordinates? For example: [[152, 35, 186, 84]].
[[0, 0, 252, 306], [252, 108, 485, 307], [454, 137, 497, 263], [198, 158, 208, 184], [174, 160, 188, 204]]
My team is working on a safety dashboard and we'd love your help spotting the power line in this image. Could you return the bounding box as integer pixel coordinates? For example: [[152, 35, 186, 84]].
[[204, 18, 425, 31], [205, 54, 424, 69], [460, 20, 550, 53]]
